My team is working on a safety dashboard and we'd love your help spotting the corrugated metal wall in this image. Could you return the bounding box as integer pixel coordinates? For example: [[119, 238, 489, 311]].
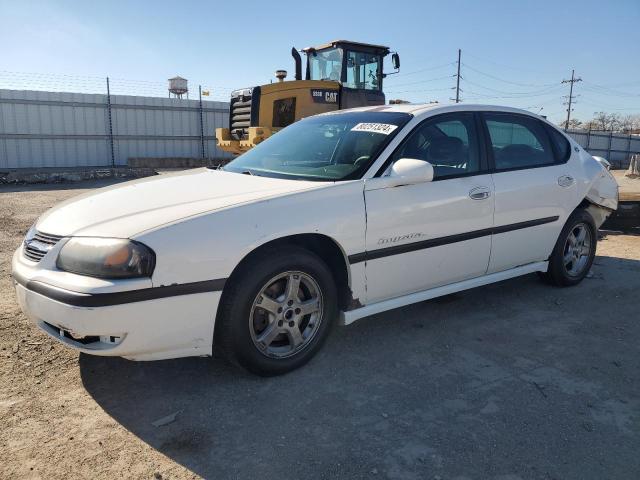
[[566, 130, 640, 169], [0, 89, 232, 169], [2, 89, 638, 170]]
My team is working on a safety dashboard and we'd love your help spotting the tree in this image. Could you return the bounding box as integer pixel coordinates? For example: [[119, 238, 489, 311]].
[[592, 112, 608, 130], [582, 119, 600, 131], [560, 112, 640, 132], [590, 112, 621, 131], [566, 118, 582, 130], [607, 113, 622, 131], [620, 114, 635, 133]]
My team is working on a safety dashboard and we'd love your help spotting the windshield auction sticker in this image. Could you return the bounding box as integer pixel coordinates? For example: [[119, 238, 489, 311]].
[[351, 123, 398, 135]]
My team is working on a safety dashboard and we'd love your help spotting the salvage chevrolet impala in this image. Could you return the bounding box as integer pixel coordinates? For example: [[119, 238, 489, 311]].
[[12, 104, 618, 375]]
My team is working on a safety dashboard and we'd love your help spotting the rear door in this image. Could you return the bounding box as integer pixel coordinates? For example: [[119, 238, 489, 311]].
[[362, 112, 494, 303], [481, 112, 577, 273]]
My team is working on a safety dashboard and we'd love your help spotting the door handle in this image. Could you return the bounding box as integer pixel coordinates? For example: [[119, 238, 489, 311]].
[[558, 175, 575, 187], [469, 186, 491, 200]]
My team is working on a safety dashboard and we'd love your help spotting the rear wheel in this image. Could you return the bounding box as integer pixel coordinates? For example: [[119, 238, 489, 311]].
[[215, 246, 337, 376], [541, 209, 596, 286]]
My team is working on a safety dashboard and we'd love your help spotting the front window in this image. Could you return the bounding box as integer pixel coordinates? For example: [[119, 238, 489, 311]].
[[224, 112, 411, 181], [345, 51, 381, 90], [308, 48, 343, 81], [389, 113, 481, 179]]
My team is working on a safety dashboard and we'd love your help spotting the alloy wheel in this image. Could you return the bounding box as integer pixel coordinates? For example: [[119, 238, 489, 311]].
[[249, 271, 324, 359], [563, 223, 592, 277]]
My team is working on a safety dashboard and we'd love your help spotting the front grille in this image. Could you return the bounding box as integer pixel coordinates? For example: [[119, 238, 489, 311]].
[[23, 231, 64, 263], [43, 322, 100, 345], [229, 87, 260, 138]]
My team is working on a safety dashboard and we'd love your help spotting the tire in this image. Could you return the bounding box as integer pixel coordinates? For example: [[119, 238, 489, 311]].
[[540, 208, 597, 287], [215, 245, 338, 376]]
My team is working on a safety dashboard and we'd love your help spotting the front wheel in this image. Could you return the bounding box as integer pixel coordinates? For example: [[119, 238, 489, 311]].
[[541, 209, 597, 286], [215, 246, 337, 376]]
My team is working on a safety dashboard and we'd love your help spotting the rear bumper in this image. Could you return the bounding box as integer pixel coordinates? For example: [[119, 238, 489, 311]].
[[12, 248, 222, 361]]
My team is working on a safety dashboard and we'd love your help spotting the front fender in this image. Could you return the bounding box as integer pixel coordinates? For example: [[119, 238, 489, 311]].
[[135, 181, 367, 294]]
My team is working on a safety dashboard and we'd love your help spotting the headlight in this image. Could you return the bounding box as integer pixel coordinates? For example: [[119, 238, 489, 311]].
[[56, 238, 155, 279]]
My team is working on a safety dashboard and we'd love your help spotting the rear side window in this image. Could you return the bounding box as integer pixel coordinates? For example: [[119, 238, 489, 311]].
[[484, 114, 555, 170], [546, 125, 571, 163]]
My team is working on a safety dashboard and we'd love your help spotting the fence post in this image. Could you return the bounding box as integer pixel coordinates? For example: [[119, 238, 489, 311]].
[[607, 130, 613, 167], [106, 77, 115, 167], [198, 85, 206, 161], [628, 133, 633, 169], [586, 129, 591, 151]]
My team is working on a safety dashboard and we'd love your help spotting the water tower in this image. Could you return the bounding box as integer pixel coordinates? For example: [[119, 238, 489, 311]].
[[168, 76, 188, 98]]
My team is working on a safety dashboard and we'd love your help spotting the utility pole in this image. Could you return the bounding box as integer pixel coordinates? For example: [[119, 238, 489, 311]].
[[455, 49, 462, 103], [562, 69, 582, 131]]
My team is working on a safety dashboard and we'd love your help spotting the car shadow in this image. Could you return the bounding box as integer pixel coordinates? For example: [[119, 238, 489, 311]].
[[80, 255, 640, 479]]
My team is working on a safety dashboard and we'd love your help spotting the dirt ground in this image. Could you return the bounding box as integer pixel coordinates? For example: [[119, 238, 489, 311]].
[[1, 180, 639, 480]]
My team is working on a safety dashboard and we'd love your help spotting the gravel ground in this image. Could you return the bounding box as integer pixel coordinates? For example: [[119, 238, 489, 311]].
[[1, 180, 639, 480]]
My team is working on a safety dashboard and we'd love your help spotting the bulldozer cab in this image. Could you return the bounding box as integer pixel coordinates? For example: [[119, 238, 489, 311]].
[[215, 39, 399, 155], [303, 40, 392, 109]]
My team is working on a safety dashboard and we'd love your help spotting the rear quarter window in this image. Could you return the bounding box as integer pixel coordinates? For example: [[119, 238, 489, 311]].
[[545, 125, 571, 163]]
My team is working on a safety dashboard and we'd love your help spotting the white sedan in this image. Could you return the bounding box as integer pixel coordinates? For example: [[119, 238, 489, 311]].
[[12, 104, 618, 375]]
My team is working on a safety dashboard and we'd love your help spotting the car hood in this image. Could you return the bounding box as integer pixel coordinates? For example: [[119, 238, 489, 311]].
[[36, 168, 324, 238]]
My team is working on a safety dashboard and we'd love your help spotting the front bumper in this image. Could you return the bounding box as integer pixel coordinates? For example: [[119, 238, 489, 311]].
[[12, 247, 222, 361]]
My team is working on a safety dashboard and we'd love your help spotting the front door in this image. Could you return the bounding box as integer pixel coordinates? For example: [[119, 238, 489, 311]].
[[362, 112, 494, 303]]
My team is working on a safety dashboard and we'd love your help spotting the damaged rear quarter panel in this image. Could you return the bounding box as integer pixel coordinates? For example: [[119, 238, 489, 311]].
[[573, 146, 619, 213]]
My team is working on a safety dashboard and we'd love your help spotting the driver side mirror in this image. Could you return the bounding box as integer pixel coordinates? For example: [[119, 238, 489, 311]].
[[387, 158, 434, 186], [391, 53, 400, 70]]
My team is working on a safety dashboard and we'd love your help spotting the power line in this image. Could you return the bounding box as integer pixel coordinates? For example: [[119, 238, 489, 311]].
[[461, 77, 564, 96], [385, 86, 453, 94], [561, 69, 582, 131], [392, 61, 457, 78], [464, 91, 565, 100], [384, 74, 454, 88], [462, 51, 560, 76], [461, 62, 557, 88], [578, 99, 640, 111], [581, 82, 640, 98]]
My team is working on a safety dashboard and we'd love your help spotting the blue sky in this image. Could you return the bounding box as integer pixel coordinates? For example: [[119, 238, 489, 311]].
[[1, 0, 639, 125]]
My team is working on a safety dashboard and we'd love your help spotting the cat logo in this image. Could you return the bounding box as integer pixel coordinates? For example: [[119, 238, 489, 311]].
[[324, 91, 338, 103], [310, 89, 339, 104]]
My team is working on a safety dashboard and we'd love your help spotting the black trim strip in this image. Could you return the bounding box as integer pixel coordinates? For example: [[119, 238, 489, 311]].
[[13, 272, 226, 307], [348, 216, 559, 264]]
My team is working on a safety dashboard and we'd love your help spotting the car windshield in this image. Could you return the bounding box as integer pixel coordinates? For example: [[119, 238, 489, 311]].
[[223, 111, 412, 181]]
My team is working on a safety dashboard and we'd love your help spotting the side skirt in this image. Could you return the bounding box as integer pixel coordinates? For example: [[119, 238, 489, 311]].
[[339, 261, 548, 326]]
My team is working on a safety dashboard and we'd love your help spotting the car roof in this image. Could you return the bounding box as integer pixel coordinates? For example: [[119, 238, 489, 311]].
[[340, 102, 549, 121]]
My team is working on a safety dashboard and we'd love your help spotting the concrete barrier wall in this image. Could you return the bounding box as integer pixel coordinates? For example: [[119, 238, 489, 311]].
[[0, 89, 233, 169]]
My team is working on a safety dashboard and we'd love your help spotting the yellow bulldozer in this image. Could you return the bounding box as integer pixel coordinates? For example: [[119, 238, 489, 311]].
[[215, 40, 400, 154]]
